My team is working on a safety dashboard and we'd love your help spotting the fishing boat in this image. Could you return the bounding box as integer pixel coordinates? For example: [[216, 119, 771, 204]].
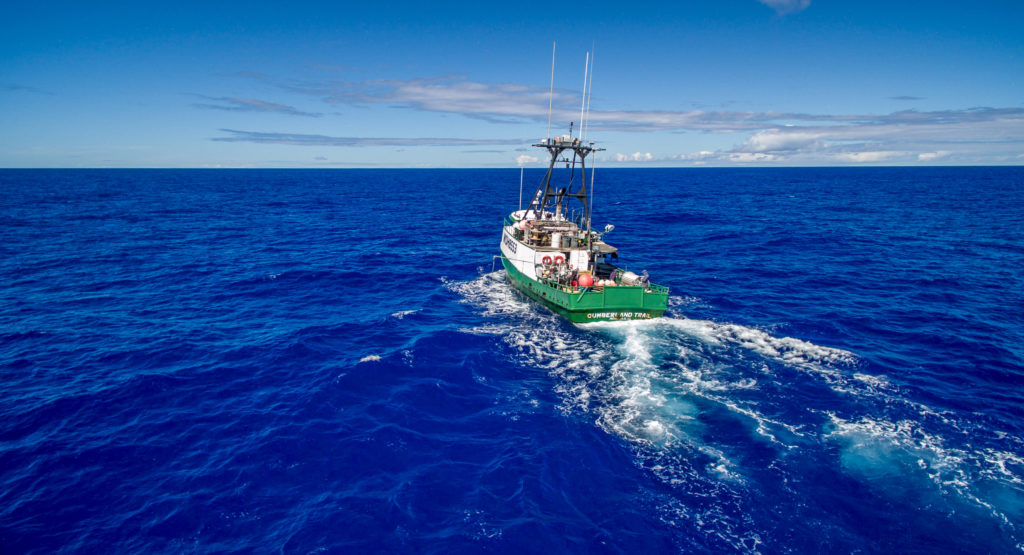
[[498, 128, 669, 322]]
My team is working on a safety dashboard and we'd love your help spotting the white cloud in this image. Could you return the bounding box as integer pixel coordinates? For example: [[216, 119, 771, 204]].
[[679, 150, 716, 161], [741, 129, 822, 152], [728, 152, 777, 163], [516, 154, 539, 166], [832, 151, 903, 163], [613, 152, 653, 162], [757, 0, 811, 15], [918, 151, 952, 161], [314, 77, 560, 124]]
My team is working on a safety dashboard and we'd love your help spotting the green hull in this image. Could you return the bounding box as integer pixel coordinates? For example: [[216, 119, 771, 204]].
[[501, 257, 668, 323]]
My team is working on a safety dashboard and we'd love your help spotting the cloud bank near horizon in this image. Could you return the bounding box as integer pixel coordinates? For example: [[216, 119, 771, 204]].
[[212, 129, 522, 147], [208, 74, 1024, 165]]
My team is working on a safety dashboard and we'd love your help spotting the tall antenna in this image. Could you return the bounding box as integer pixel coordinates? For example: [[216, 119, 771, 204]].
[[546, 41, 556, 140], [584, 48, 594, 142], [578, 51, 589, 142]]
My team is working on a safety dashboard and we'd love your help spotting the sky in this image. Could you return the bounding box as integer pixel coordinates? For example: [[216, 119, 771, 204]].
[[2, 0, 1023, 168]]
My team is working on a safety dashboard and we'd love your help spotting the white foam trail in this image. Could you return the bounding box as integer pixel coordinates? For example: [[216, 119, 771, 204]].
[[592, 323, 700, 448], [826, 414, 962, 481], [582, 316, 855, 448], [443, 272, 535, 319], [653, 317, 856, 371], [983, 448, 1024, 486], [448, 272, 858, 452], [459, 323, 515, 336], [446, 271, 1023, 544], [826, 413, 1024, 531]]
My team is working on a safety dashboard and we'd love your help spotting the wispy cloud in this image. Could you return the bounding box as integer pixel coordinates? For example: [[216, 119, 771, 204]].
[[890, 95, 924, 101], [757, 0, 811, 15], [310, 77, 562, 124], [212, 129, 522, 147], [286, 74, 1024, 135], [266, 75, 859, 131], [193, 96, 322, 117], [2, 82, 54, 95], [231, 73, 1024, 165]]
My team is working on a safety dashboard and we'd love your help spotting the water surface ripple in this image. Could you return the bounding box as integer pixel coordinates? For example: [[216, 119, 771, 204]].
[[1, 168, 1022, 553]]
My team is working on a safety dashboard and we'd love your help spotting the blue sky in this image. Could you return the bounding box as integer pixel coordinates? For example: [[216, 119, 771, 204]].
[[2, 0, 1022, 167]]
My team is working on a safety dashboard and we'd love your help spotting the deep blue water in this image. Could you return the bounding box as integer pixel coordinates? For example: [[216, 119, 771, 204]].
[[1, 167, 1022, 553]]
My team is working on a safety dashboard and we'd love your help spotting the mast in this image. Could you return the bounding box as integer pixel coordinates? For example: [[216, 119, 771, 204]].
[[526, 137, 603, 225], [524, 51, 603, 239]]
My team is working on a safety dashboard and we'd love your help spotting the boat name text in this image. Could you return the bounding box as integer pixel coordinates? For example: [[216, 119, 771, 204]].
[[586, 312, 652, 320], [503, 233, 518, 254]]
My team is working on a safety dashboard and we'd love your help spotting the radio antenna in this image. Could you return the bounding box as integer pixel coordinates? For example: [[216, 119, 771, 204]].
[[578, 51, 589, 141], [584, 48, 594, 141], [546, 41, 556, 140]]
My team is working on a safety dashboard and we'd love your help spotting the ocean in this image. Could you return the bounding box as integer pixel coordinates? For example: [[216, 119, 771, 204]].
[[1, 167, 1022, 553]]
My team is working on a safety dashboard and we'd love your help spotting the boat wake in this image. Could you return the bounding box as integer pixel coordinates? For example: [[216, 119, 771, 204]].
[[447, 271, 1024, 550]]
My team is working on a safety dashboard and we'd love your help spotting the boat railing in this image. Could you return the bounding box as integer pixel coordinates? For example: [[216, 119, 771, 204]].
[[645, 283, 670, 294], [537, 275, 669, 295]]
